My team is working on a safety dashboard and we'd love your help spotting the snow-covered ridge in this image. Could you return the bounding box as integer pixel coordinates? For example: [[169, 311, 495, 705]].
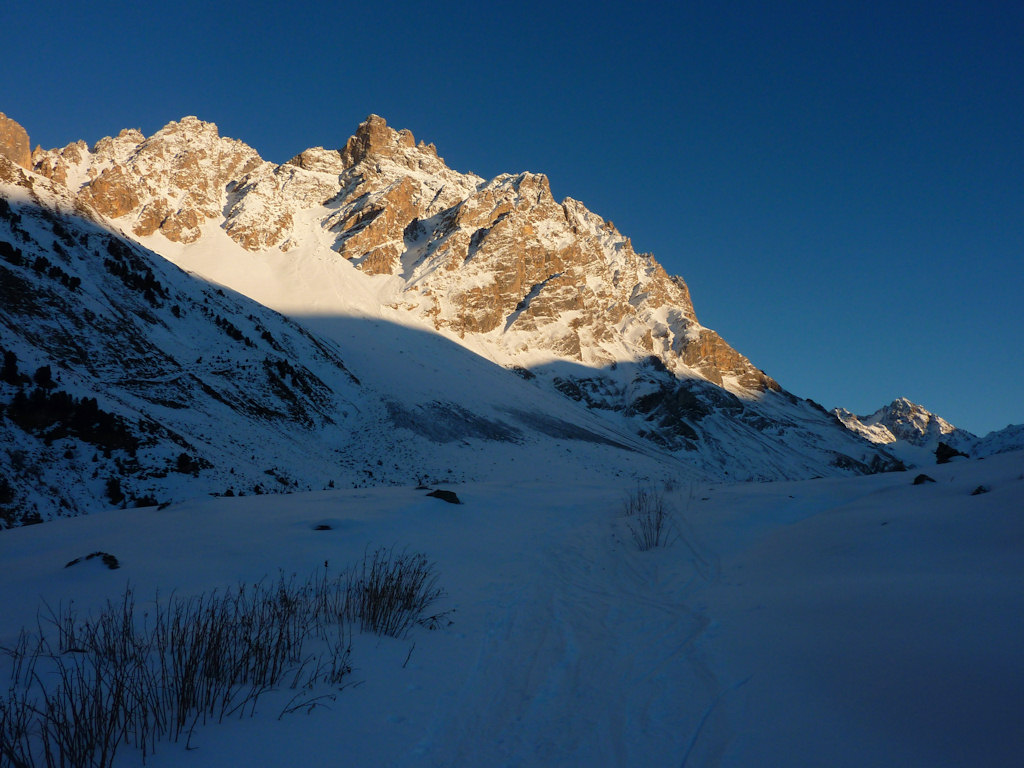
[[833, 397, 972, 447], [835, 397, 1024, 465]]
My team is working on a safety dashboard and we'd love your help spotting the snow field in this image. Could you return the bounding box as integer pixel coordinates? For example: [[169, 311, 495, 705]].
[[1, 452, 1022, 766]]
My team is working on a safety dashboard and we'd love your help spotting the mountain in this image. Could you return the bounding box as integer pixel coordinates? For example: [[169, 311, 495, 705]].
[[973, 423, 1024, 456], [0, 112, 31, 171], [0, 155, 365, 524], [31, 115, 774, 390], [1, 157, 694, 526], [1, 114, 903, 525], [833, 397, 1024, 465], [833, 397, 976, 450]]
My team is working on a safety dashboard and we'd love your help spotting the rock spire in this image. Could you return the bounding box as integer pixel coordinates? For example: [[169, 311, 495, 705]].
[[0, 112, 31, 169]]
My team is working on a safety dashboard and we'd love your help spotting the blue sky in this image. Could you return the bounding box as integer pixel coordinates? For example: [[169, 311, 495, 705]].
[[3, 0, 1022, 434]]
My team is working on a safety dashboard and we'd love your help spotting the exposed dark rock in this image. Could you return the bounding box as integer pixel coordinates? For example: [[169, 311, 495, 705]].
[[912, 474, 936, 485], [936, 441, 969, 464], [426, 489, 461, 504], [830, 454, 873, 473], [65, 551, 121, 569]]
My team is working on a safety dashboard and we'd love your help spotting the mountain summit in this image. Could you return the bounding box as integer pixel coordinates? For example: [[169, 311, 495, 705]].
[[0, 112, 31, 170], [834, 397, 1024, 463], [833, 397, 974, 449]]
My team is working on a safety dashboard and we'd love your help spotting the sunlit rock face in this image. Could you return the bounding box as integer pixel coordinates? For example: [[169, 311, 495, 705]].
[[35, 117, 263, 244], [34, 113, 774, 393], [0, 112, 32, 170]]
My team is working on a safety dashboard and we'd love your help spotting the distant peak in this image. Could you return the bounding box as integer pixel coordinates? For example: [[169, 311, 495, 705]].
[[340, 114, 416, 167], [156, 115, 221, 138], [882, 397, 929, 418]]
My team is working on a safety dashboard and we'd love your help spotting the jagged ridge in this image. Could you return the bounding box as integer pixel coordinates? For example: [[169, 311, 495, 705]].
[[32, 114, 776, 393]]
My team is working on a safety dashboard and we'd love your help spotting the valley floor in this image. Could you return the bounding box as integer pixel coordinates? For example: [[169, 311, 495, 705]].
[[1, 452, 1022, 767]]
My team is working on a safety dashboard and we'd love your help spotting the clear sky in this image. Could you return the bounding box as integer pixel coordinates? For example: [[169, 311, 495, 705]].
[[3, 0, 1022, 435]]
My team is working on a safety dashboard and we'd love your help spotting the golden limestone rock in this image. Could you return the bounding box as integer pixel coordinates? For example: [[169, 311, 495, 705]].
[[34, 117, 263, 244], [80, 165, 140, 217], [31, 140, 87, 187], [313, 117, 773, 387], [339, 114, 415, 167], [678, 329, 779, 392], [0, 113, 31, 170]]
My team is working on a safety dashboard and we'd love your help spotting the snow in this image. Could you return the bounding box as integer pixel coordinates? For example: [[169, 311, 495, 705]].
[[2, 451, 1021, 766]]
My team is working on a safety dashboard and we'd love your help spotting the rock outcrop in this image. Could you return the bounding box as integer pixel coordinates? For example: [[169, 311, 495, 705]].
[[34, 118, 263, 243], [0, 113, 31, 170]]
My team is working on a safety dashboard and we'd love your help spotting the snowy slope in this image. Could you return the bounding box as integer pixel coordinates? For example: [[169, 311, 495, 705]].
[[0, 162, 363, 522], [687, 450, 1024, 766], [1, 156, 692, 525], [973, 422, 1024, 455], [1, 450, 1021, 766]]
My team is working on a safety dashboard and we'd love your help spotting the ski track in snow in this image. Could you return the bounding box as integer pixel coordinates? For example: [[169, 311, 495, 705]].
[[399, 509, 729, 767]]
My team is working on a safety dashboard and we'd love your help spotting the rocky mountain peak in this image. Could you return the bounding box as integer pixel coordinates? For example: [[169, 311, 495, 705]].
[[833, 397, 975, 449], [339, 114, 416, 167], [32, 116, 264, 244], [285, 146, 346, 174], [0, 112, 915, 517], [877, 397, 961, 442], [0, 112, 31, 170], [30, 113, 784, 395]]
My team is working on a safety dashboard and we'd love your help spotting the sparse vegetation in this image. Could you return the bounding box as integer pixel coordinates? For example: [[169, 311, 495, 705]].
[[0, 551, 449, 768], [103, 238, 168, 307], [0, 240, 81, 292], [623, 485, 674, 551], [104, 477, 125, 506], [6, 386, 139, 455], [212, 313, 252, 345], [342, 547, 451, 636], [174, 452, 197, 475], [1, 348, 26, 385]]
